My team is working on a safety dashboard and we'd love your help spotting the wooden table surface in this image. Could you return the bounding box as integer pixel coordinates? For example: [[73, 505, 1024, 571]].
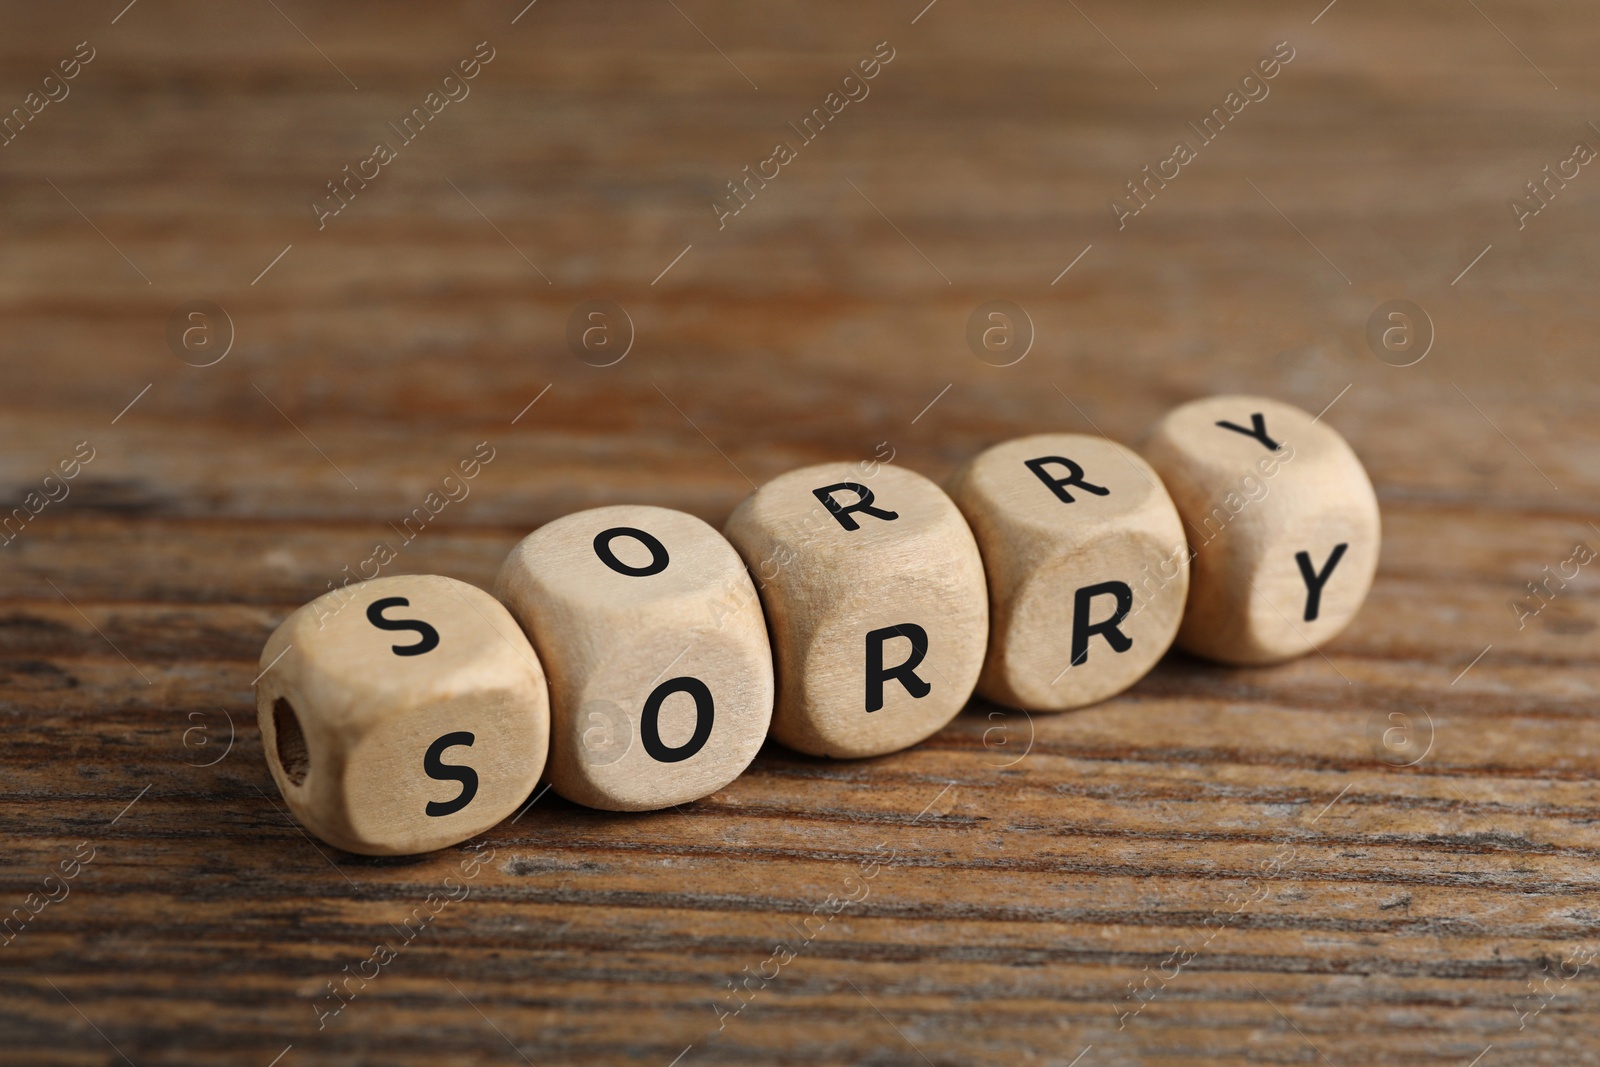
[[4, 1, 1599, 1063]]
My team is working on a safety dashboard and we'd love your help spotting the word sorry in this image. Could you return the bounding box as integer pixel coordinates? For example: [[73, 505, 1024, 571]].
[[1109, 41, 1296, 230], [712, 41, 897, 230], [2, 440, 97, 548], [312, 41, 496, 230], [314, 441, 496, 628], [1, 41, 95, 148]]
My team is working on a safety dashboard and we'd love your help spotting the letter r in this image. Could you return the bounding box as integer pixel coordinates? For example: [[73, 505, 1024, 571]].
[[814, 482, 898, 531], [1071, 581, 1134, 666], [864, 624, 931, 711], [1024, 456, 1110, 504]]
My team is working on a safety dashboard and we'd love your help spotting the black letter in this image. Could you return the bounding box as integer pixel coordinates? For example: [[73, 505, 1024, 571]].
[[1023, 456, 1110, 504], [1215, 412, 1281, 451], [1071, 581, 1133, 666], [865, 624, 930, 711], [423, 732, 478, 817], [1295, 543, 1347, 621], [366, 597, 440, 656], [813, 482, 898, 532], [593, 526, 669, 576], [640, 677, 714, 763]]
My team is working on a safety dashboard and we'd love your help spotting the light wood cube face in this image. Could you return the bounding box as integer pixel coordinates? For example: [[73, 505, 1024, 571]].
[[723, 462, 988, 759], [947, 433, 1189, 711], [256, 574, 550, 856], [1140, 395, 1381, 665], [494, 505, 773, 811]]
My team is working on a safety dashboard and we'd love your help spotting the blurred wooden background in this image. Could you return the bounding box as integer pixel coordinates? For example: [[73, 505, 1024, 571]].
[[3, 1, 1599, 1063]]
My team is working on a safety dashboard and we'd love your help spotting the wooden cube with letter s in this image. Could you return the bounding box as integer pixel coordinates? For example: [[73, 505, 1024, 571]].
[[255, 574, 550, 855]]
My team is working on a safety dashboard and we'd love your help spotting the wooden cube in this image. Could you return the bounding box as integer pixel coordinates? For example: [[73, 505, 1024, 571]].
[[494, 505, 773, 811], [947, 433, 1189, 710], [1139, 394, 1380, 664], [723, 462, 988, 759], [256, 574, 550, 856]]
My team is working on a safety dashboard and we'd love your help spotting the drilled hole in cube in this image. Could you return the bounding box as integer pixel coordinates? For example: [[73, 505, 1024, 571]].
[[273, 697, 310, 787]]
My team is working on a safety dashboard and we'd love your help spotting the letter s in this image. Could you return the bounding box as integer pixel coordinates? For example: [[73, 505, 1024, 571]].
[[423, 731, 479, 817], [365, 597, 441, 656]]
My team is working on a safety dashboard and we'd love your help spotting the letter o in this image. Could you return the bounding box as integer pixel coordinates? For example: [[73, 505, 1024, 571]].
[[640, 677, 714, 763], [593, 526, 669, 576]]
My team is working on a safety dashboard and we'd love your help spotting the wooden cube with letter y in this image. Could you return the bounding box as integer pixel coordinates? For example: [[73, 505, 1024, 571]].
[[723, 462, 988, 759], [255, 574, 551, 856], [1139, 394, 1381, 664]]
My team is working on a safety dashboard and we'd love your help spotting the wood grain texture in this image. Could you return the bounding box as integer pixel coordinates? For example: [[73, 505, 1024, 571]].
[[1, 0, 1598, 1063]]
